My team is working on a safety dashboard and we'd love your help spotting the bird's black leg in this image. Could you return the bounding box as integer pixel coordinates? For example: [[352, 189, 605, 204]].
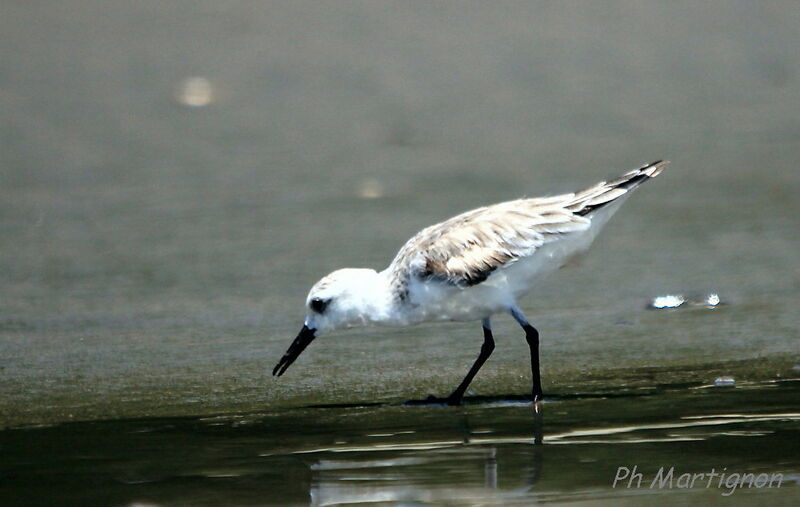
[[524, 324, 543, 402], [510, 307, 543, 402], [444, 318, 495, 406]]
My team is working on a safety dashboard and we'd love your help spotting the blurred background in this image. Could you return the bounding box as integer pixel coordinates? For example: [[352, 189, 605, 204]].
[[2, 1, 799, 427], [3, 2, 800, 504]]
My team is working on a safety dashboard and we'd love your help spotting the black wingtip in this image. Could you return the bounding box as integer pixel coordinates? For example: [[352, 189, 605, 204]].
[[615, 173, 650, 190], [575, 160, 668, 217]]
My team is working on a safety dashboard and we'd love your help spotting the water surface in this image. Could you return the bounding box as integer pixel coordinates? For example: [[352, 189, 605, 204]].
[[2, 380, 799, 505]]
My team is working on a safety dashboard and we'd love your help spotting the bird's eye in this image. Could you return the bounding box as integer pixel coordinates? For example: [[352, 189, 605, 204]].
[[309, 297, 330, 314]]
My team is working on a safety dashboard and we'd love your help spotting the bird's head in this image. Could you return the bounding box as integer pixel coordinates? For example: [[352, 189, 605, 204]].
[[273, 268, 383, 376]]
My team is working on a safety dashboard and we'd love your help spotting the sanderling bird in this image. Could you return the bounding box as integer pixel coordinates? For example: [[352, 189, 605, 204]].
[[274, 160, 668, 404]]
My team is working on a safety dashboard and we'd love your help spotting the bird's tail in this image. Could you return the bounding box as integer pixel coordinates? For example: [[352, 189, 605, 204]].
[[567, 160, 669, 216]]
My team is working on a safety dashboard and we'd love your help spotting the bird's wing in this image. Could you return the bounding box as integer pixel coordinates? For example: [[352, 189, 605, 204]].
[[389, 199, 590, 289], [388, 160, 667, 293]]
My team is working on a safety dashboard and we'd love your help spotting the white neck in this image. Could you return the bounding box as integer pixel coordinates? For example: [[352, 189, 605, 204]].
[[315, 269, 401, 331], [356, 270, 399, 325]]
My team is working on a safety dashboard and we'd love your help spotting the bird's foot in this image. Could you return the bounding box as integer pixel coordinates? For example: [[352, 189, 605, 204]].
[[425, 394, 463, 406]]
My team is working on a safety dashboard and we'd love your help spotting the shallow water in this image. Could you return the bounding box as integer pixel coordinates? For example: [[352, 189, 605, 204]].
[[2, 380, 799, 505], [2, 1, 800, 504]]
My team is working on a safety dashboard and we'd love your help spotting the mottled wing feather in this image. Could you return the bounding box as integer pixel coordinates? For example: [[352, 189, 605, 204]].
[[388, 203, 590, 293], [420, 208, 588, 286], [388, 160, 667, 295]]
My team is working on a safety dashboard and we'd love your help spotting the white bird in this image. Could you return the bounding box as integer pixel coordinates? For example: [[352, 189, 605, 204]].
[[274, 160, 669, 404]]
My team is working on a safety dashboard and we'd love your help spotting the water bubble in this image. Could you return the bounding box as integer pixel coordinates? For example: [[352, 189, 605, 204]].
[[650, 294, 685, 309], [648, 293, 725, 310], [176, 77, 214, 107], [714, 376, 735, 387]]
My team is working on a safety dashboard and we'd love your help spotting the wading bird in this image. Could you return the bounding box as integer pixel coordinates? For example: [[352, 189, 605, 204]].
[[274, 161, 668, 404]]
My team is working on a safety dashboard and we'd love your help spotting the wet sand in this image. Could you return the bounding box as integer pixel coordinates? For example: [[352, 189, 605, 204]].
[[1, 1, 799, 503]]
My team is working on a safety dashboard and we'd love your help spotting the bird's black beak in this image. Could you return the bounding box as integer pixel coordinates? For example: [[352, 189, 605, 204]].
[[273, 325, 317, 376]]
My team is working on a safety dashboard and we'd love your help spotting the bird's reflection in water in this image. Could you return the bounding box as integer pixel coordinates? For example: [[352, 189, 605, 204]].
[[309, 404, 545, 505], [485, 447, 498, 488]]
